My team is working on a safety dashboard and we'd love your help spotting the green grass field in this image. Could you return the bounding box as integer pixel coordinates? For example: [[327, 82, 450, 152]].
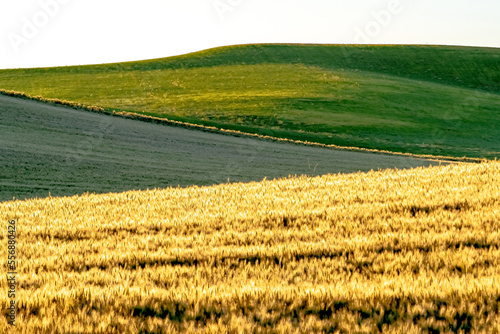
[[1, 44, 499, 158]]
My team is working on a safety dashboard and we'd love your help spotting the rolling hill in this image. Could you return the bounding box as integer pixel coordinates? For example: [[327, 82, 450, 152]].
[[1, 44, 499, 159]]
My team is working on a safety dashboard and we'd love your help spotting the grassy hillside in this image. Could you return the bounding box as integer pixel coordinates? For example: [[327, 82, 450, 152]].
[[0, 44, 499, 158], [1, 161, 500, 333]]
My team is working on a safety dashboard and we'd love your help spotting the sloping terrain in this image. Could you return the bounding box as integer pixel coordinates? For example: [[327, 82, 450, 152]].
[[0, 94, 442, 202], [1, 161, 499, 333], [0, 44, 499, 158]]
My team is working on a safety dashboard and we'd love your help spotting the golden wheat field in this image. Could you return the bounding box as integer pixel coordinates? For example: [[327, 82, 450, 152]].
[[1, 161, 500, 333]]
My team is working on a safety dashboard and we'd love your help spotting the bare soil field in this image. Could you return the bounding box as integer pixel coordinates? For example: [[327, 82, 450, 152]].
[[0, 95, 446, 202]]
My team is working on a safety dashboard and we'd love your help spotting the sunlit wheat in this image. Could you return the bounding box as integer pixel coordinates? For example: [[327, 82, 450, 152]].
[[0, 161, 499, 333]]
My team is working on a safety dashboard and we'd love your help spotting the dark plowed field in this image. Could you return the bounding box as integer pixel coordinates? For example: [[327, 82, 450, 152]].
[[0, 95, 445, 202]]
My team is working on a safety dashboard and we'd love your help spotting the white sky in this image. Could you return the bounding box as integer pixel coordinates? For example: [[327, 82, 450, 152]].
[[1, 0, 499, 69]]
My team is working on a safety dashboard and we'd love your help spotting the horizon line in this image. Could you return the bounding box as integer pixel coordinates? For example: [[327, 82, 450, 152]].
[[1, 42, 499, 71]]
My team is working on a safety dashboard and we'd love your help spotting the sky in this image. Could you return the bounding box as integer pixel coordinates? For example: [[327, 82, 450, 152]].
[[0, 0, 499, 69]]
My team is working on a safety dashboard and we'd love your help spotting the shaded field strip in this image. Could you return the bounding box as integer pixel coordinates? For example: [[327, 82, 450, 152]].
[[12, 292, 500, 333], [126, 295, 500, 333], [0, 89, 483, 163], [398, 200, 499, 216], [25, 239, 499, 273]]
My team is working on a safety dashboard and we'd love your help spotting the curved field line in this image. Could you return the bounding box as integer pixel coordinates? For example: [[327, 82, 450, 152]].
[[1, 93, 449, 202], [0, 89, 484, 163]]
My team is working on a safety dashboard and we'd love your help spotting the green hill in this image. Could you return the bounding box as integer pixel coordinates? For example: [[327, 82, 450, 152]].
[[1, 44, 499, 158]]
